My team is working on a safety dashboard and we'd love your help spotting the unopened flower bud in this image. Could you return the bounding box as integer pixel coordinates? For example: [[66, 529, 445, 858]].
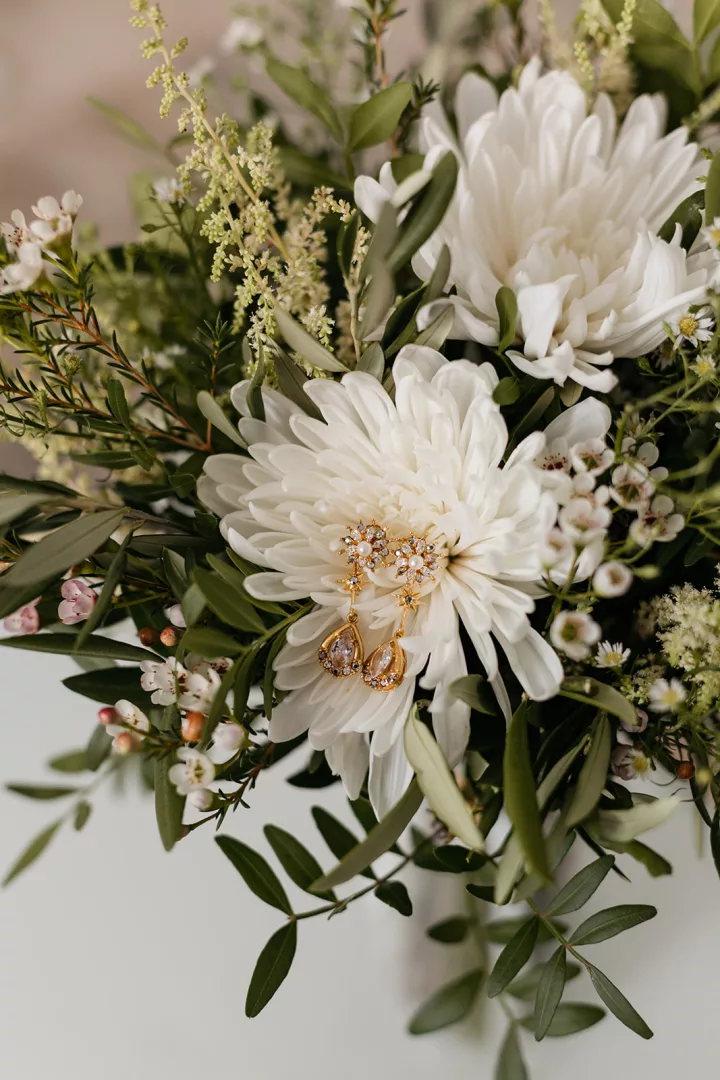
[[138, 626, 157, 646], [676, 761, 695, 780], [113, 731, 136, 755], [181, 710, 205, 742], [98, 706, 116, 726], [187, 788, 214, 811], [160, 625, 179, 647]]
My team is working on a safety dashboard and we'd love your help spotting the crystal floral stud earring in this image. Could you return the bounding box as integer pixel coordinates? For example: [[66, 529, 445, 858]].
[[318, 521, 390, 679]]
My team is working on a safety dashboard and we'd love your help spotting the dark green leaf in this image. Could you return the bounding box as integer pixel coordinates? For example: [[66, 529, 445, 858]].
[[374, 880, 413, 916], [266, 57, 342, 140], [348, 81, 413, 151], [706, 151, 720, 224], [155, 707, 185, 852], [504, 703, 550, 881], [264, 825, 335, 900], [466, 883, 497, 903], [0, 633, 158, 663], [493, 376, 521, 406], [106, 378, 131, 426], [6, 783, 77, 800], [495, 1023, 528, 1080], [192, 567, 265, 633], [247, 349, 266, 422], [245, 922, 298, 1018], [387, 152, 458, 275], [274, 347, 324, 420], [427, 916, 471, 943], [73, 800, 92, 831], [48, 750, 89, 774], [216, 835, 293, 913], [180, 582, 206, 628], [487, 917, 567, 944], [434, 846, 487, 873], [496, 286, 518, 352], [566, 715, 611, 828], [75, 533, 132, 650], [3, 821, 62, 886], [506, 961, 581, 1000], [520, 1003, 605, 1036], [545, 856, 615, 916], [534, 946, 566, 1041], [570, 903, 656, 945], [487, 917, 539, 998], [711, 804, 720, 882], [162, 548, 189, 601], [408, 970, 484, 1035], [63, 667, 150, 709], [84, 723, 112, 771], [0, 491, 49, 525], [357, 342, 385, 380], [588, 964, 653, 1038], [178, 627, 243, 658], [619, 839, 672, 878], [658, 191, 704, 251], [310, 807, 373, 877], [560, 678, 638, 730], [449, 674, 498, 714]]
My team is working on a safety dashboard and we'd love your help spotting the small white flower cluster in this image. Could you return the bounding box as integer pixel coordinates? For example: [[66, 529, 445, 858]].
[[0, 191, 82, 295]]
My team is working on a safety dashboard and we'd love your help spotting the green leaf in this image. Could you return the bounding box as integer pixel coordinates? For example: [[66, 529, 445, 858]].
[[570, 903, 657, 946], [412, 305, 455, 350], [588, 964, 653, 1039], [358, 263, 395, 340], [617, 839, 672, 878], [310, 807, 374, 879], [705, 152, 720, 224], [245, 922, 298, 1018], [192, 567, 265, 633], [48, 750, 89, 774], [3, 821, 62, 886], [407, 970, 484, 1035], [310, 781, 422, 891], [71, 451, 139, 469], [216, 835, 293, 913], [75, 533, 132, 650], [387, 152, 458, 275], [180, 582, 206, 628], [154, 707, 185, 853], [710, 31, 720, 82], [0, 507, 125, 616], [495, 1024, 528, 1080], [0, 491, 49, 526], [545, 856, 615, 916], [107, 378, 131, 427], [264, 825, 335, 901], [63, 666, 150, 709], [533, 947, 566, 1041], [196, 391, 245, 448], [348, 81, 413, 151], [427, 916, 472, 943], [374, 880, 413, 916], [247, 349, 266, 422], [6, 783, 78, 800], [84, 724, 112, 771], [493, 376, 521, 406], [560, 678, 638, 730], [487, 917, 568, 945], [566, 715, 611, 828], [496, 286, 518, 352], [503, 702, 550, 881], [434, 846, 487, 873], [274, 347, 324, 421], [658, 191, 704, 251], [694, 0, 720, 42], [178, 626, 243, 659], [266, 57, 342, 140], [88, 96, 161, 151], [487, 917, 539, 998], [0, 633, 158, 663], [404, 706, 484, 851], [506, 961, 581, 1001], [520, 1003, 605, 1037], [73, 800, 93, 831], [449, 674, 498, 714], [274, 307, 348, 372], [357, 342, 385, 380], [711, 804, 720, 883], [162, 548, 189, 601]]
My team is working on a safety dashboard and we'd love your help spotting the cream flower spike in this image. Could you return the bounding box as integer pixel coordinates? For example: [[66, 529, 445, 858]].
[[355, 59, 717, 393], [198, 345, 564, 817]]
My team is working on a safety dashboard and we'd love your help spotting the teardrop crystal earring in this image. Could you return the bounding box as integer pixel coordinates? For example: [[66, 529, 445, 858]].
[[318, 521, 390, 680]]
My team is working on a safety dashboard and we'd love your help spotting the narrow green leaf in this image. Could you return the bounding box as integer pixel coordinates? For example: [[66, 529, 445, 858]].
[[180, 582, 206, 628], [520, 1003, 605, 1037], [408, 970, 483, 1035], [310, 781, 422, 891], [493, 376, 521, 406], [274, 307, 348, 372], [588, 964, 653, 1039], [566, 715, 611, 828], [6, 783, 77, 800], [106, 378, 131, 426], [427, 916, 472, 943], [75, 533, 132, 649], [63, 667, 150, 709], [178, 626, 243, 658], [387, 152, 458, 275], [706, 151, 720, 224], [73, 800, 93, 831], [162, 548, 189, 601], [274, 347, 324, 420], [374, 880, 413, 916], [496, 286, 518, 352], [84, 723, 112, 771], [569, 903, 657, 946], [495, 1024, 528, 1080], [618, 839, 672, 878], [358, 262, 395, 340], [88, 96, 161, 150], [487, 916, 567, 945], [266, 57, 342, 139], [0, 491, 48, 525], [412, 305, 455, 350], [216, 835, 293, 913], [3, 821, 62, 886], [545, 856, 615, 916], [154, 707, 185, 852], [506, 961, 581, 1001], [658, 190, 704, 250], [310, 807, 372, 875], [560, 678, 640, 731], [48, 750, 89, 774], [348, 81, 413, 151], [197, 391, 246, 448], [448, 674, 498, 714], [264, 825, 335, 900], [487, 917, 539, 998], [192, 567, 265, 633], [357, 342, 385, 380], [503, 703, 550, 881], [247, 349, 266, 421], [0, 633, 158, 663], [694, 0, 720, 42], [534, 947, 566, 1041], [245, 922, 298, 1018]]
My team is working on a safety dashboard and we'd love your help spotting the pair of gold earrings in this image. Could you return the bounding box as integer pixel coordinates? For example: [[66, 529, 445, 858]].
[[317, 521, 438, 693]]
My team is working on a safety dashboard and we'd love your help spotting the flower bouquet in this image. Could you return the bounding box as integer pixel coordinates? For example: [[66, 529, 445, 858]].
[[2, 0, 720, 1072]]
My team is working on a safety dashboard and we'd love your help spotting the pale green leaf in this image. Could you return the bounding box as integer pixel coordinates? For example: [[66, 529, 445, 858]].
[[566, 714, 611, 828], [196, 391, 246, 448], [348, 82, 413, 152], [274, 307, 348, 372]]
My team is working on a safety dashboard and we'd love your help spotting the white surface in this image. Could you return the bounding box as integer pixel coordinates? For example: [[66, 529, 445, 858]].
[[0, 644, 718, 1079]]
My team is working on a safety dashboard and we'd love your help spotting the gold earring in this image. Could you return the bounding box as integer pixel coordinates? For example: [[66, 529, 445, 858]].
[[318, 521, 390, 679]]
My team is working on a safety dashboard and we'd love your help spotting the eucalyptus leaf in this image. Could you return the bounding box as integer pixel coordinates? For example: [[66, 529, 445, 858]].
[[495, 1023, 528, 1080], [374, 880, 413, 916], [197, 391, 246, 448], [560, 678, 637, 730], [245, 922, 298, 1018]]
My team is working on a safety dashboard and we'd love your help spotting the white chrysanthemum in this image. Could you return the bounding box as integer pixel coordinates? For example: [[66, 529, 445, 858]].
[[198, 346, 564, 815], [355, 59, 715, 392]]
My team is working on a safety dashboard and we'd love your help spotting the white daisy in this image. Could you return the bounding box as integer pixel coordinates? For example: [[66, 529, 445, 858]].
[[648, 677, 687, 713], [198, 345, 564, 815], [596, 640, 630, 668], [670, 307, 714, 350], [355, 59, 715, 392]]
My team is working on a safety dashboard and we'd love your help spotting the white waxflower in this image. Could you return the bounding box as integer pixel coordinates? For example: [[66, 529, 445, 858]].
[[210, 721, 247, 763], [168, 747, 215, 795], [558, 498, 612, 546], [540, 527, 574, 568], [108, 699, 151, 752], [596, 640, 630, 668], [198, 345, 564, 816], [187, 788, 214, 811], [670, 307, 714, 349], [630, 495, 685, 546], [550, 610, 602, 661], [32, 191, 82, 219], [612, 743, 651, 780], [571, 438, 614, 476], [153, 177, 185, 205], [648, 677, 687, 713], [220, 16, 264, 52], [609, 464, 654, 510], [180, 667, 222, 716], [140, 657, 189, 706], [593, 561, 633, 598], [1, 209, 29, 252], [355, 60, 715, 392], [0, 241, 44, 294]]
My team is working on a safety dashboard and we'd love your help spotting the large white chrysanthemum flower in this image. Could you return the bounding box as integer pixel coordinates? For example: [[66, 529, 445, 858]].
[[355, 59, 715, 392], [199, 346, 564, 816]]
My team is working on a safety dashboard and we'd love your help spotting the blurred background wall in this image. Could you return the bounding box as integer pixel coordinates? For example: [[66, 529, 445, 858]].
[[0, 3, 714, 1080]]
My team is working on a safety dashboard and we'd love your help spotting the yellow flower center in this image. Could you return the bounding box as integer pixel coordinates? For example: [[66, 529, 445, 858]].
[[678, 315, 698, 337], [633, 753, 650, 775]]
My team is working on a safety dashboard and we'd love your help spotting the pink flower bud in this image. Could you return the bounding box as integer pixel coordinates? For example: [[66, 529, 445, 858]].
[[113, 731, 136, 755], [58, 578, 96, 625], [167, 604, 186, 629], [3, 598, 40, 635], [98, 707, 116, 726]]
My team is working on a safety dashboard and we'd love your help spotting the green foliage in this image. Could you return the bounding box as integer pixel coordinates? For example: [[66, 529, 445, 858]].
[[216, 836, 293, 914], [245, 922, 298, 1018], [408, 970, 484, 1035]]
